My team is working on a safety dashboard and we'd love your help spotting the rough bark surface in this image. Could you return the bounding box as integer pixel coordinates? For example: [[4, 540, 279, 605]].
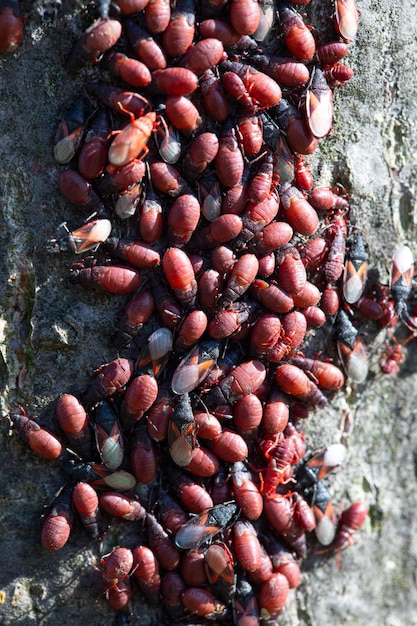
[[1, 1, 417, 625]]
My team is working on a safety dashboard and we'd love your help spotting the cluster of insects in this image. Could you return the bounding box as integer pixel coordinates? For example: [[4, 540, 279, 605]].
[[9, 0, 417, 623]]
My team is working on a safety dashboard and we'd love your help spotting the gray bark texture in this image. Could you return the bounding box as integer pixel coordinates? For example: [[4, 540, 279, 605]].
[[1, 1, 417, 625]]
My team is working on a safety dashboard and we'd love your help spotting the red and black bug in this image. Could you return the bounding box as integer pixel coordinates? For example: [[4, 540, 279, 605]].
[[390, 245, 414, 316], [174, 502, 238, 551], [41, 485, 74, 551], [336, 310, 369, 383], [343, 232, 368, 304], [168, 393, 198, 467]]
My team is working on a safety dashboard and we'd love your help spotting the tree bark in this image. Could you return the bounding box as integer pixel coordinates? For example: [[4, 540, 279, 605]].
[[1, 1, 417, 625]]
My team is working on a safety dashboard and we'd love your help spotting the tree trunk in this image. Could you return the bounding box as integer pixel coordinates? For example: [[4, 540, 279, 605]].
[[1, 1, 417, 624]]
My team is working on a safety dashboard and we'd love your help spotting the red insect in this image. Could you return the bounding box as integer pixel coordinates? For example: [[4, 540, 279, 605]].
[[72, 482, 102, 539], [266, 310, 308, 362], [81, 357, 135, 406], [192, 214, 243, 250], [182, 587, 227, 619], [390, 244, 414, 315], [132, 546, 161, 604], [103, 51, 152, 87], [67, 18, 122, 73], [230, 462, 263, 520], [324, 62, 354, 86], [77, 108, 110, 179], [165, 95, 202, 132], [305, 68, 333, 138], [220, 60, 282, 109], [108, 110, 157, 167], [237, 114, 263, 157], [162, 247, 197, 310], [181, 549, 207, 587], [332, 501, 368, 550], [251, 279, 294, 314], [58, 169, 105, 214], [183, 132, 219, 181], [294, 155, 313, 190], [171, 469, 214, 514], [221, 253, 259, 304], [259, 572, 290, 618], [167, 194, 201, 246], [10, 406, 63, 460], [251, 53, 309, 87], [70, 264, 142, 295], [343, 232, 368, 304], [100, 547, 134, 592], [292, 281, 322, 308], [200, 68, 230, 122], [175, 309, 208, 350], [114, 290, 154, 348], [334, 0, 359, 42], [215, 121, 245, 188], [267, 539, 301, 589], [234, 393, 263, 436], [96, 159, 146, 196], [181, 37, 225, 74], [152, 66, 198, 96], [91, 400, 125, 469], [174, 502, 238, 551], [276, 244, 307, 295], [54, 96, 86, 165], [55, 393, 93, 458], [204, 541, 235, 589], [317, 41, 349, 65], [160, 571, 186, 618], [0, 0, 23, 52], [130, 422, 158, 483], [222, 71, 258, 114], [114, 180, 142, 218], [125, 19, 167, 70], [274, 98, 318, 155], [147, 513, 180, 571], [233, 520, 263, 573], [280, 183, 319, 236], [41, 486, 74, 551], [99, 492, 147, 521], [247, 543, 273, 585], [106, 578, 131, 611], [259, 434, 300, 487], [275, 363, 328, 406], [290, 354, 345, 390], [212, 429, 249, 463], [278, 4, 316, 61], [168, 393, 198, 467], [230, 0, 261, 35], [103, 237, 160, 269], [336, 310, 369, 383], [380, 339, 405, 376], [184, 445, 220, 477], [161, 0, 195, 58], [86, 82, 151, 118], [204, 359, 267, 406], [324, 214, 348, 284], [144, 0, 171, 33], [149, 161, 190, 197], [308, 186, 349, 212]]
